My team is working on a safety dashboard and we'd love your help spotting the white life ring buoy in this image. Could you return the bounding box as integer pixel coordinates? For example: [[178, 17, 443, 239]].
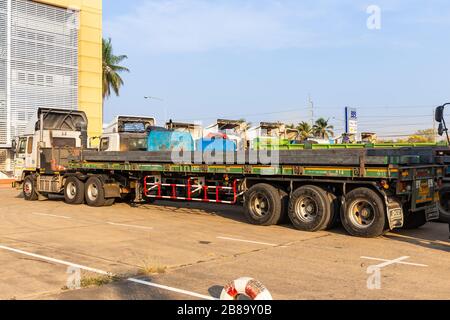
[[220, 277, 273, 300]]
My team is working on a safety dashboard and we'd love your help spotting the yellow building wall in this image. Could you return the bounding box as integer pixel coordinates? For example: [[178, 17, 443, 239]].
[[34, 0, 103, 141]]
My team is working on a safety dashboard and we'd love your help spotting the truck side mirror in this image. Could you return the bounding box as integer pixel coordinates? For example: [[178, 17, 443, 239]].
[[11, 139, 16, 151], [438, 123, 444, 136], [436, 106, 445, 123]]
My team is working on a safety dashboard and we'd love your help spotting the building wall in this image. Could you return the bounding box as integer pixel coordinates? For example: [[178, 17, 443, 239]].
[[34, 0, 102, 140]]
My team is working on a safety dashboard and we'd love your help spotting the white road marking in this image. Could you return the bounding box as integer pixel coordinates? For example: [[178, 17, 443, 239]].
[[107, 222, 154, 231], [31, 212, 72, 219], [0, 244, 214, 300], [0, 245, 109, 275], [127, 278, 216, 300], [217, 236, 277, 247], [361, 256, 428, 267]]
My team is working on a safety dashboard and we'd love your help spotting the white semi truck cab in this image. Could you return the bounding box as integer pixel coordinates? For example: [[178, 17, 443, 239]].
[[99, 116, 155, 152], [14, 108, 88, 195]]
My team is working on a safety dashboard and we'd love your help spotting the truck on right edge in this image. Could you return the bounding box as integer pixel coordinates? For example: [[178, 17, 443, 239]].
[[434, 103, 450, 224]]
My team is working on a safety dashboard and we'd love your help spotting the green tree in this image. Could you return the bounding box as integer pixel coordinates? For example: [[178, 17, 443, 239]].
[[102, 38, 129, 100], [407, 129, 435, 143], [313, 118, 334, 139], [297, 121, 313, 140]]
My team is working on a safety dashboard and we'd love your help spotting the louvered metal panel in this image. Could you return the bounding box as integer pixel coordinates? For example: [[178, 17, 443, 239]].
[[0, 149, 6, 171], [0, 0, 79, 148], [0, 0, 7, 146]]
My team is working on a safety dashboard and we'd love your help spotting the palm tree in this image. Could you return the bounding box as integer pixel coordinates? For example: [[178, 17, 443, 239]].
[[102, 38, 129, 100], [313, 118, 334, 139], [297, 121, 313, 140]]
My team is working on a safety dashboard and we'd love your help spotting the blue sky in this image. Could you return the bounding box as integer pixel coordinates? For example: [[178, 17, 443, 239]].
[[103, 0, 450, 138]]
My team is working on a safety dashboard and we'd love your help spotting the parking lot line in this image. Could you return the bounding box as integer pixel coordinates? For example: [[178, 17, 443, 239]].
[[0, 244, 214, 300], [217, 236, 277, 247], [127, 278, 216, 300], [31, 212, 72, 219], [0, 245, 110, 275], [106, 222, 154, 231], [361, 256, 428, 267]]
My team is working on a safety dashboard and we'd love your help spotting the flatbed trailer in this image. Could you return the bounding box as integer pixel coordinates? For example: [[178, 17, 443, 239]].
[[15, 109, 445, 238], [27, 147, 441, 238]]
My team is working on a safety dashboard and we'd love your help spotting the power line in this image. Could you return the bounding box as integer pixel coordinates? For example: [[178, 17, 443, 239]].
[[180, 107, 311, 122]]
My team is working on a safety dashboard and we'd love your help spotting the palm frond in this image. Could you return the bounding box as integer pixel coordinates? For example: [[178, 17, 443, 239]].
[[103, 38, 129, 100]]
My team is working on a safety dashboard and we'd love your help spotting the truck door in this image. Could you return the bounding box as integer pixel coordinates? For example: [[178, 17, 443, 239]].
[[24, 136, 36, 169], [13, 137, 27, 180]]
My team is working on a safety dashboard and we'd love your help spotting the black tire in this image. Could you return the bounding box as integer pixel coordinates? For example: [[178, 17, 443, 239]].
[[341, 188, 387, 238], [288, 185, 333, 232], [325, 193, 340, 230], [438, 186, 450, 223], [278, 188, 289, 225], [403, 212, 427, 229], [85, 176, 106, 207], [243, 184, 283, 226], [23, 175, 38, 201], [104, 198, 115, 206], [64, 176, 85, 205]]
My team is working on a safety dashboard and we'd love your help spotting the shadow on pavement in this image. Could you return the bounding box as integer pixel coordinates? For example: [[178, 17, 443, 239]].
[[208, 285, 224, 299], [385, 222, 450, 253]]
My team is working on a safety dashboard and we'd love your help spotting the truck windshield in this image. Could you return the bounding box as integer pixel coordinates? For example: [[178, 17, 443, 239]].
[[123, 122, 146, 133]]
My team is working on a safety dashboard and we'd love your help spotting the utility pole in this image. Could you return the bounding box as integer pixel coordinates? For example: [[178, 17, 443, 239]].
[[308, 94, 314, 127], [433, 109, 437, 143]]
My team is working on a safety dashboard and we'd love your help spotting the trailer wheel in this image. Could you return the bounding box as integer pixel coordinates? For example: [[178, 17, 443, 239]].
[[341, 188, 387, 238], [104, 198, 115, 206], [244, 184, 283, 226], [402, 212, 427, 229], [23, 175, 38, 201], [288, 185, 332, 232], [325, 193, 340, 230], [438, 186, 450, 223], [64, 177, 85, 205], [85, 176, 106, 207], [277, 188, 289, 225]]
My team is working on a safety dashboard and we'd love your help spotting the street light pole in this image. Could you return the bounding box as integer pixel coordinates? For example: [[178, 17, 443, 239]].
[[144, 96, 166, 124]]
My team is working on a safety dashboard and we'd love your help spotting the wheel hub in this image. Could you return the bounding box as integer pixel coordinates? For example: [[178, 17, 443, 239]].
[[295, 196, 318, 222], [251, 193, 270, 217], [67, 182, 77, 199], [24, 181, 32, 195], [88, 184, 98, 200], [349, 200, 376, 228]]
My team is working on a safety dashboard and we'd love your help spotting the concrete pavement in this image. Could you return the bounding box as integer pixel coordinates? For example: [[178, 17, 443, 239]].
[[0, 188, 448, 300]]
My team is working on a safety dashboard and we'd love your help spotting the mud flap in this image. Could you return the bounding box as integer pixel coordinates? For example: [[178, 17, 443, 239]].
[[425, 203, 440, 221], [103, 183, 121, 199], [386, 198, 404, 230]]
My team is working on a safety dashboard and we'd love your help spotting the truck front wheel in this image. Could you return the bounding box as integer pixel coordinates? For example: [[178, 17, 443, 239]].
[[288, 185, 333, 232], [341, 188, 387, 238], [64, 177, 85, 205], [85, 176, 106, 207], [23, 175, 38, 201], [244, 183, 283, 226]]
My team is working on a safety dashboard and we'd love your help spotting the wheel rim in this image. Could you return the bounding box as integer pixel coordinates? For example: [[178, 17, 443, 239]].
[[250, 193, 270, 218], [294, 196, 318, 222], [24, 180, 33, 196], [87, 183, 98, 201], [66, 181, 77, 200], [348, 200, 376, 228], [440, 191, 450, 212]]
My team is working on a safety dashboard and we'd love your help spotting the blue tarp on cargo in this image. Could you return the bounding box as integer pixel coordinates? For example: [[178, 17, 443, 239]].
[[147, 128, 194, 152], [196, 138, 236, 152]]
